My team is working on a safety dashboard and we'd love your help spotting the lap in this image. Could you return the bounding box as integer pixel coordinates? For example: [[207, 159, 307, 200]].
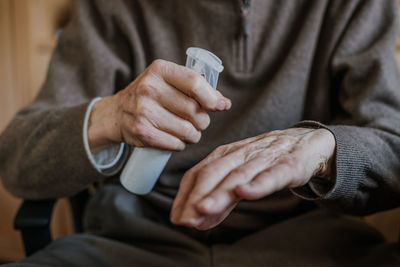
[[6, 185, 400, 266], [213, 209, 400, 266], [7, 233, 209, 267]]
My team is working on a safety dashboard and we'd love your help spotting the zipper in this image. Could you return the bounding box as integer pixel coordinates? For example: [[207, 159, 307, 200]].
[[238, 0, 251, 72], [241, 0, 251, 37]]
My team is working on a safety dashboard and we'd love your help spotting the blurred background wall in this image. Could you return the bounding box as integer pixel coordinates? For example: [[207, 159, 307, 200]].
[[0, 0, 399, 264], [0, 0, 73, 263]]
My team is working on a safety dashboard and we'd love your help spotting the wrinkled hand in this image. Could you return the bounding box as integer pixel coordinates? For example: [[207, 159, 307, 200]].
[[88, 59, 231, 153], [170, 128, 336, 230]]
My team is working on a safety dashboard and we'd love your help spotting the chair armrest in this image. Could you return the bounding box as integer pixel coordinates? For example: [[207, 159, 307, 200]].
[[14, 199, 56, 256], [14, 199, 55, 229], [13, 190, 89, 256]]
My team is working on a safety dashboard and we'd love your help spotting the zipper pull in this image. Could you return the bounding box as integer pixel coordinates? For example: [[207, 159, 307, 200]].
[[241, 0, 251, 36]]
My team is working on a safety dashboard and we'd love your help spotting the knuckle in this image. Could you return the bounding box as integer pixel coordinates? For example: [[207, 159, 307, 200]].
[[273, 137, 288, 147], [179, 145, 186, 151], [197, 112, 210, 130], [206, 96, 218, 109], [268, 130, 283, 136], [265, 177, 276, 190], [188, 72, 201, 85], [293, 160, 304, 173], [184, 101, 210, 131], [261, 135, 277, 146], [187, 73, 217, 109], [150, 59, 166, 72], [188, 74, 201, 95], [195, 131, 202, 143], [279, 164, 293, 177], [170, 216, 178, 225], [183, 168, 196, 181], [174, 140, 186, 151], [181, 122, 200, 143], [230, 168, 247, 180], [139, 76, 152, 86], [143, 133, 157, 144], [197, 166, 214, 181], [214, 144, 229, 155], [203, 114, 211, 128], [137, 104, 152, 118], [131, 122, 151, 140], [189, 130, 201, 144], [243, 149, 257, 162], [131, 123, 143, 136], [271, 135, 295, 148], [136, 82, 152, 97], [279, 154, 301, 171], [120, 96, 132, 113], [189, 75, 205, 96], [278, 154, 294, 165], [184, 100, 198, 117], [181, 120, 193, 135]]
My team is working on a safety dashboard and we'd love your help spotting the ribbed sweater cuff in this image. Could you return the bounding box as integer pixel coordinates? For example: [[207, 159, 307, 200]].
[[291, 121, 366, 209]]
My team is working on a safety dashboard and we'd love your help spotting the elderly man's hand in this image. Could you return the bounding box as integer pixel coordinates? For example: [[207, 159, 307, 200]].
[[88, 59, 231, 153], [170, 128, 336, 230]]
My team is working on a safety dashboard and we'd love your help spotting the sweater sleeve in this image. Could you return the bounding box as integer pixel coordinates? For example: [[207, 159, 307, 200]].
[[292, 0, 400, 215], [0, 0, 133, 199]]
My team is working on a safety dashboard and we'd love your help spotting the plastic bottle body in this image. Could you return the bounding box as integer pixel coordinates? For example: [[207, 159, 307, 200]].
[[120, 48, 223, 195], [120, 147, 172, 194]]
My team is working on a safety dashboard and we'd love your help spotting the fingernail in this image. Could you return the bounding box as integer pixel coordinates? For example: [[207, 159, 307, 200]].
[[216, 100, 226, 111], [178, 142, 186, 151], [180, 217, 200, 226], [170, 213, 178, 224], [225, 99, 232, 109], [200, 198, 214, 210]]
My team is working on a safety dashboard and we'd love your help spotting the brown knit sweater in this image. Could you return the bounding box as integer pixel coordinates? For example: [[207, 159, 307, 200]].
[[1, 0, 400, 232]]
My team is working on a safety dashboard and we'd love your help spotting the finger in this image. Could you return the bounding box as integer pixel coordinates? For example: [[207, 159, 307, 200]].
[[155, 82, 211, 131], [149, 59, 231, 111], [170, 152, 223, 225], [173, 135, 280, 226], [176, 136, 282, 224], [177, 149, 250, 225], [195, 201, 238, 231], [215, 90, 232, 109], [143, 101, 202, 144], [170, 170, 198, 225], [192, 135, 294, 210], [122, 116, 186, 151], [196, 156, 271, 215], [235, 164, 294, 200]]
